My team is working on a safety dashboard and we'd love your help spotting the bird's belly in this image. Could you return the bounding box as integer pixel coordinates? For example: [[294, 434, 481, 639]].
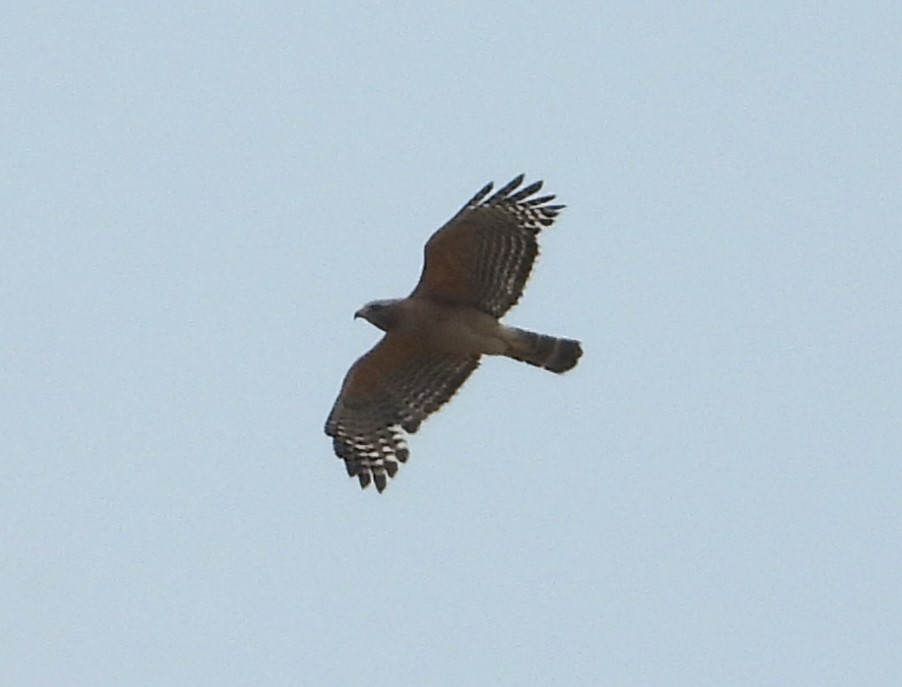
[[427, 306, 507, 356]]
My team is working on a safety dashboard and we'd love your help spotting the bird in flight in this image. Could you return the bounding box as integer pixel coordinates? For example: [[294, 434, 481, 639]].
[[325, 175, 582, 492]]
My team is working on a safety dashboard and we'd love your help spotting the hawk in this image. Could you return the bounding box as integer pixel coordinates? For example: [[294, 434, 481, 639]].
[[325, 175, 582, 492]]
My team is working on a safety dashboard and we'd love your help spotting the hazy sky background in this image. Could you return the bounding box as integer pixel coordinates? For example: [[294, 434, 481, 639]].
[[3, 2, 900, 685]]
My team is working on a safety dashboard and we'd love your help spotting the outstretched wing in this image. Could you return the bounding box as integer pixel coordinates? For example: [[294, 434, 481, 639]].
[[411, 175, 564, 318], [324, 332, 479, 492]]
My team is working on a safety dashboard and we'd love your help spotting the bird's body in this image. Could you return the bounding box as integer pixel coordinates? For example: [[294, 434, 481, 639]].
[[325, 175, 582, 492], [358, 299, 509, 357]]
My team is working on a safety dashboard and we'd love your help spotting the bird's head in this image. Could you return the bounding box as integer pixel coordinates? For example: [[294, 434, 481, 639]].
[[354, 298, 403, 332]]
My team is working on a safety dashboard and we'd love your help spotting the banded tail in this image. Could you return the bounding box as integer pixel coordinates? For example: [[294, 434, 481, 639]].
[[505, 327, 583, 373]]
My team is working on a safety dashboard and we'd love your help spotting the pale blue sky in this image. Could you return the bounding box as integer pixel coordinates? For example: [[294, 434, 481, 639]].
[[2, 2, 901, 685]]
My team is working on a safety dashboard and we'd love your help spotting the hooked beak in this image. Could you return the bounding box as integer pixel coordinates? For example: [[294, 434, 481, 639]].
[[353, 308, 364, 320]]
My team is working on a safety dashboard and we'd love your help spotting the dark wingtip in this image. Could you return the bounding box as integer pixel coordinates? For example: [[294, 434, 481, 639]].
[[509, 179, 543, 202], [492, 174, 525, 200], [469, 181, 494, 206]]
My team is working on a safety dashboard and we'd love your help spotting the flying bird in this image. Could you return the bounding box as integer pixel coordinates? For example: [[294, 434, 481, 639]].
[[325, 175, 582, 492]]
